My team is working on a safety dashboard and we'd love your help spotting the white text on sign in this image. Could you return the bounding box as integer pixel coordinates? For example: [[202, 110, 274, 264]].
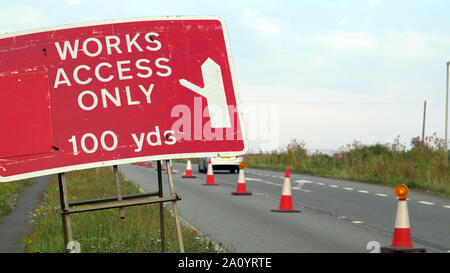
[[53, 32, 171, 112], [68, 127, 176, 155]]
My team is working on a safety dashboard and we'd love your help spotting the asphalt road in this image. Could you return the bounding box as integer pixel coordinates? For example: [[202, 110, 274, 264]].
[[0, 175, 52, 253], [119, 163, 450, 253]]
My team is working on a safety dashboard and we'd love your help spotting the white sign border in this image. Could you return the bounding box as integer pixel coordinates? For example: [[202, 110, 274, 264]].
[[0, 16, 248, 182]]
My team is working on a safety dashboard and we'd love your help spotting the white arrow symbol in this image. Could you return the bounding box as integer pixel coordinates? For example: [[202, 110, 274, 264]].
[[292, 180, 312, 192], [179, 58, 231, 128]]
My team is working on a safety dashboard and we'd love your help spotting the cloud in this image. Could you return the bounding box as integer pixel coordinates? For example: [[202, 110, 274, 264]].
[[0, 4, 49, 33], [305, 29, 449, 57], [239, 82, 435, 151], [66, 0, 81, 5], [367, 0, 382, 6], [315, 31, 378, 51], [384, 29, 445, 57], [244, 9, 281, 35]]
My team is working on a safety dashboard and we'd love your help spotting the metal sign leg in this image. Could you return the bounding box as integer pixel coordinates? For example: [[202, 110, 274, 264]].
[[166, 160, 185, 253], [157, 160, 165, 253], [113, 165, 125, 219], [58, 173, 73, 253]]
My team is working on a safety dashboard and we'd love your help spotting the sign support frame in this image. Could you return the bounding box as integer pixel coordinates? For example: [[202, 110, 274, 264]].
[[57, 160, 184, 253]]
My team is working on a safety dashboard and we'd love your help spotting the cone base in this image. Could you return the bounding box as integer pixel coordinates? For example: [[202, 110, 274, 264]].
[[202, 184, 219, 186], [271, 209, 301, 213], [182, 175, 197, 178], [231, 192, 252, 196], [380, 246, 426, 253]]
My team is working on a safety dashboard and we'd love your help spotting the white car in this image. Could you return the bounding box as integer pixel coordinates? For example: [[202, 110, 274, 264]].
[[198, 156, 243, 173]]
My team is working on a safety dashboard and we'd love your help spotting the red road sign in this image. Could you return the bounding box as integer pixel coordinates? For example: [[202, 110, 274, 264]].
[[0, 16, 247, 182]]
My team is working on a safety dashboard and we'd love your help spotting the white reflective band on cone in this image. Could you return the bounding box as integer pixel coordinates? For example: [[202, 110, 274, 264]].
[[238, 169, 245, 183], [207, 162, 213, 175], [187, 160, 192, 170], [394, 200, 410, 228], [281, 177, 292, 196]]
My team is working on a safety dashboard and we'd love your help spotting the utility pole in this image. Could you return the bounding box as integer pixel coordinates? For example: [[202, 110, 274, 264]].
[[422, 100, 426, 141], [446, 62, 449, 153]]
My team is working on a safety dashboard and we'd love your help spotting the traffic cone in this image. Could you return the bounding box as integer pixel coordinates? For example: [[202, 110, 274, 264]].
[[147, 161, 153, 168], [203, 158, 218, 186], [155, 161, 165, 171], [171, 160, 178, 174], [182, 159, 196, 178], [231, 165, 251, 195], [381, 184, 426, 253], [166, 159, 178, 174], [271, 168, 300, 213]]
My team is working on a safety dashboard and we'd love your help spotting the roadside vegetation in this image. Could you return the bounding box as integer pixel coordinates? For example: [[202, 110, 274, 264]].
[[0, 179, 32, 220], [245, 134, 450, 198], [23, 167, 220, 253]]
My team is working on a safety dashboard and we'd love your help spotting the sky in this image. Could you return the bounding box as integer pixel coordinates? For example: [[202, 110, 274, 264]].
[[1, 0, 449, 153]]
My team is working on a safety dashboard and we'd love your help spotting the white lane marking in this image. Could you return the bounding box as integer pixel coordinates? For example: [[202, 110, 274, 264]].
[[245, 178, 263, 182], [352, 221, 363, 224], [375, 193, 388, 197], [258, 180, 282, 187], [343, 187, 354, 191], [444, 205, 450, 209], [317, 182, 325, 186], [358, 190, 370, 194], [257, 173, 263, 175], [418, 201, 435, 206], [252, 179, 313, 192], [295, 179, 314, 184], [278, 176, 284, 179], [272, 175, 278, 178], [329, 185, 339, 188], [292, 187, 312, 193]]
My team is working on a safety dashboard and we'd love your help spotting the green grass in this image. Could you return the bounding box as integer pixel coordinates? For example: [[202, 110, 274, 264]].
[[0, 179, 32, 220], [23, 167, 221, 253], [245, 135, 450, 198]]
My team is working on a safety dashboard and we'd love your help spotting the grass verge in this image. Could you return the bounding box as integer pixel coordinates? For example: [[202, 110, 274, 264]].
[[0, 179, 32, 220], [246, 135, 450, 198], [23, 167, 221, 253]]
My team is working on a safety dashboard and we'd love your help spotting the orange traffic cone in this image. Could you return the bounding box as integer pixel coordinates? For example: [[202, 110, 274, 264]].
[[147, 161, 153, 168], [203, 158, 218, 186], [165, 159, 178, 174], [137, 162, 146, 166], [232, 163, 251, 195], [182, 159, 196, 178], [155, 161, 165, 172], [271, 168, 300, 213], [381, 184, 426, 253]]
